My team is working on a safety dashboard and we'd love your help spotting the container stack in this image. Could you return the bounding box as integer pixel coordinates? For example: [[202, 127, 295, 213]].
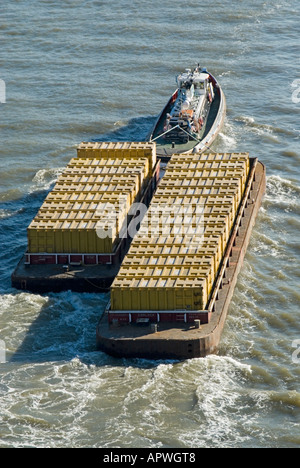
[[26, 142, 158, 266], [110, 152, 250, 324]]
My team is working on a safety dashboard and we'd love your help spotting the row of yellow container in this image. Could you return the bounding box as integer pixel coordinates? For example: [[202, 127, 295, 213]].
[[157, 173, 245, 190], [35, 208, 127, 226], [111, 275, 210, 311], [76, 142, 157, 171], [123, 253, 220, 278], [165, 160, 248, 175], [129, 233, 224, 266], [167, 156, 250, 174], [136, 225, 228, 256], [30, 183, 134, 253], [163, 153, 249, 188], [39, 198, 131, 214], [64, 160, 149, 180], [148, 199, 236, 227], [153, 188, 241, 216], [115, 263, 216, 307], [111, 277, 209, 312], [123, 252, 221, 277], [150, 194, 237, 225], [52, 182, 139, 205], [111, 234, 222, 311], [158, 170, 247, 194], [110, 152, 250, 312], [167, 150, 250, 166], [137, 210, 231, 240], [169, 151, 250, 166], [142, 208, 232, 227], [154, 185, 241, 203], [28, 221, 119, 254], [68, 156, 150, 173], [61, 164, 150, 192], [127, 242, 222, 261], [58, 171, 145, 187], [44, 191, 132, 205]]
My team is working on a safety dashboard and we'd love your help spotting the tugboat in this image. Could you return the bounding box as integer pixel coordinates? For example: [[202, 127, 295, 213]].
[[149, 66, 226, 160]]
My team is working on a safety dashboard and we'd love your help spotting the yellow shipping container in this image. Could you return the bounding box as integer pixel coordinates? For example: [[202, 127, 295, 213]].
[[170, 152, 250, 171], [76, 142, 157, 170], [202, 213, 232, 240]]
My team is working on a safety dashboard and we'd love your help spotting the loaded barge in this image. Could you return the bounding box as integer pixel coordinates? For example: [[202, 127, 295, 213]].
[[12, 142, 160, 293], [96, 153, 266, 359]]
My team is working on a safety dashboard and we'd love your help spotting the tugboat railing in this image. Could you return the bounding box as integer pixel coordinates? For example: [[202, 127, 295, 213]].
[[150, 124, 181, 142]]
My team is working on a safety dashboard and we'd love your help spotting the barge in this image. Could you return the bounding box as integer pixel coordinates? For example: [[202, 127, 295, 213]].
[[12, 142, 160, 293], [96, 154, 266, 359], [149, 66, 226, 160]]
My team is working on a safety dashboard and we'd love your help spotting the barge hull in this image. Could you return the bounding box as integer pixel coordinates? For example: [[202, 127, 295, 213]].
[[96, 160, 266, 360]]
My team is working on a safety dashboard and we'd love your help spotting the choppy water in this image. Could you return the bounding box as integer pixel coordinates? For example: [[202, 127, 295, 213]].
[[0, 0, 299, 448]]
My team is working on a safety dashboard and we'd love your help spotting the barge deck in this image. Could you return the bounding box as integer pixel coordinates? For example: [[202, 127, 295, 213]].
[[12, 257, 123, 294]]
